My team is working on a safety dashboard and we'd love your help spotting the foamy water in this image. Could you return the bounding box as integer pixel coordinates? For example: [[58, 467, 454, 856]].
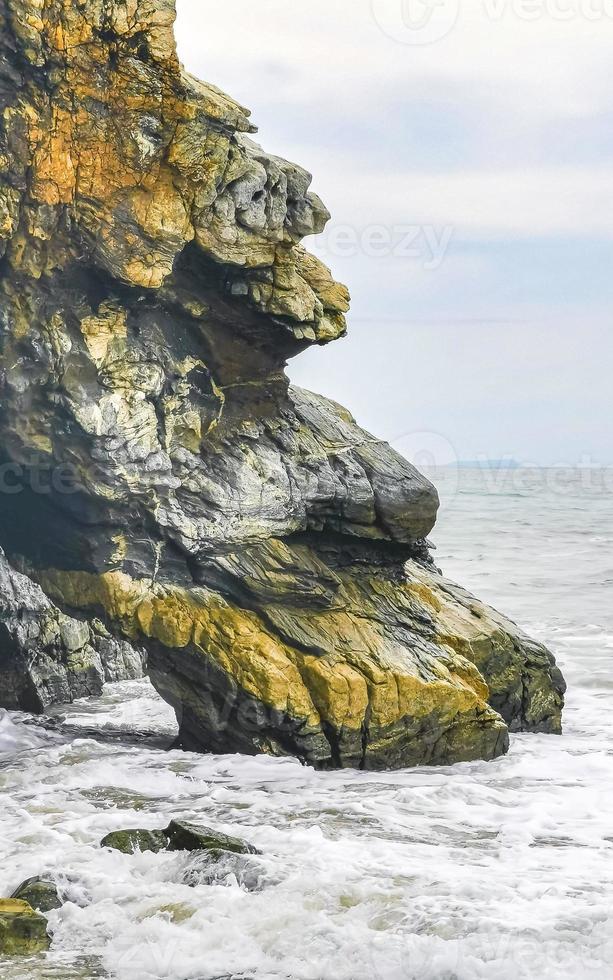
[[1, 468, 612, 980]]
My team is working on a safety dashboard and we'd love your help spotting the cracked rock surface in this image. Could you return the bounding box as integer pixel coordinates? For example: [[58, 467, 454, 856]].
[[0, 0, 565, 767]]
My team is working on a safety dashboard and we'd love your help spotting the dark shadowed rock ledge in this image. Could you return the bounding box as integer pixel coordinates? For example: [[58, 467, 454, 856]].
[[0, 0, 565, 767]]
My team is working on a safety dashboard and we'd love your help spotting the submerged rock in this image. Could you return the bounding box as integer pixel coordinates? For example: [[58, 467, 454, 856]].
[[0, 0, 564, 767], [100, 821, 258, 859], [0, 899, 50, 955], [10, 878, 62, 914], [165, 820, 260, 856], [181, 851, 267, 891], [100, 829, 169, 855]]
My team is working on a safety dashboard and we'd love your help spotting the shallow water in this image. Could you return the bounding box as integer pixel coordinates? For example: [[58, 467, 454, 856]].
[[1, 467, 612, 980]]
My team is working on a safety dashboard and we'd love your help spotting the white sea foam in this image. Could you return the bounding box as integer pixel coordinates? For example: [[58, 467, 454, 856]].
[[1, 468, 612, 980], [0, 710, 52, 757]]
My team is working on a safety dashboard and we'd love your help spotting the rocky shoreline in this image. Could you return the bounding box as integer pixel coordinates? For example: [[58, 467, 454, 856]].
[[0, 818, 261, 958], [0, 0, 564, 791]]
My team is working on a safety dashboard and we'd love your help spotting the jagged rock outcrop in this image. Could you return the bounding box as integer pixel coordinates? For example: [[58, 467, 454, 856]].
[[0, 0, 565, 767], [0, 550, 145, 711]]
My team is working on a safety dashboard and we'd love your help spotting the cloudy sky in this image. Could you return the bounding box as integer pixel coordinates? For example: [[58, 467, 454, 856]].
[[175, 0, 612, 465]]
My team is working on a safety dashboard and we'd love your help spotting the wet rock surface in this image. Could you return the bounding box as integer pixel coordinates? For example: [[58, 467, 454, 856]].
[[10, 877, 62, 914], [181, 851, 268, 892], [0, 551, 145, 712], [100, 829, 169, 855], [0, 898, 50, 955], [0, 0, 564, 767], [165, 820, 260, 856], [100, 821, 259, 859]]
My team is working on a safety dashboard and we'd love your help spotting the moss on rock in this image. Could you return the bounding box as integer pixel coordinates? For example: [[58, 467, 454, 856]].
[[10, 878, 62, 914], [100, 829, 170, 854], [165, 820, 260, 856], [0, 899, 51, 956]]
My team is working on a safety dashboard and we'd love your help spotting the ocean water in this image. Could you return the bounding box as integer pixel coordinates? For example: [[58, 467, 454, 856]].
[[1, 467, 612, 980]]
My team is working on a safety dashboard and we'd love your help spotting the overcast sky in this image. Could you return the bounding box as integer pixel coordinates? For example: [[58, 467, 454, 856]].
[[175, 0, 612, 465]]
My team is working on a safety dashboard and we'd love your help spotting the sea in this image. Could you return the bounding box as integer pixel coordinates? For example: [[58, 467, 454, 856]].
[[1, 467, 612, 980]]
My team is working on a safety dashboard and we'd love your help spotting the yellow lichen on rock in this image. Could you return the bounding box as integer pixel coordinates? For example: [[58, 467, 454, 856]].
[[80, 305, 128, 368], [40, 568, 323, 730], [2, 0, 345, 321], [30, 104, 76, 206], [0, 185, 20, 241], [0, 898, 51, 956], [38, 562, 506, 764]]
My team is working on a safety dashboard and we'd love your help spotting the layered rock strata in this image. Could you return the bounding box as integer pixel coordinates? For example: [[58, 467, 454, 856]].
[[0, 0, 565, 767]]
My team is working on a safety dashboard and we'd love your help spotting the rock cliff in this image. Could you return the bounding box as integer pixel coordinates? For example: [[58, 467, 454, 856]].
[[0, 0, 565, 766]]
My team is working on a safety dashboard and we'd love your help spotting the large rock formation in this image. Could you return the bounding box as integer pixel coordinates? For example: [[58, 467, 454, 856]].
[[0, 0, 565, 767]]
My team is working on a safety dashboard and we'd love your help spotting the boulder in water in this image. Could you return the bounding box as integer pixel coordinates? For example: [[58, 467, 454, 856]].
[[100, 821, 259, 858], [0, 899, 51, 955], [165, 820, 260, 856], [100, 829, 170, 855], [10, 878, 62, 914]]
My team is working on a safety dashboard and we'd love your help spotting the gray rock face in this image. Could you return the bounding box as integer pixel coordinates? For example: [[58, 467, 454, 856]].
[[90, 621, 147, 684], [0, 550, 103, 711], [0, 551, 145, 712]]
